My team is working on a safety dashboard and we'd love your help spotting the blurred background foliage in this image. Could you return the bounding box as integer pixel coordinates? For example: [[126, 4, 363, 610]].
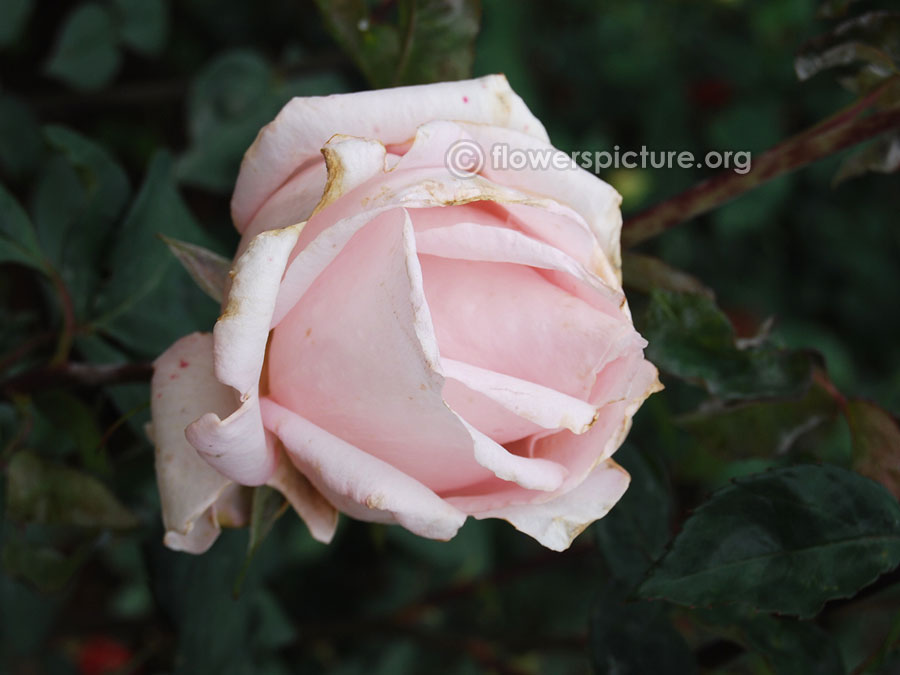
[[1, 0, 900, 673]]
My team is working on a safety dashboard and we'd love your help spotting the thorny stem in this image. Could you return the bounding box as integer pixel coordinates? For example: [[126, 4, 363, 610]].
[[622, 77, 900, 248]]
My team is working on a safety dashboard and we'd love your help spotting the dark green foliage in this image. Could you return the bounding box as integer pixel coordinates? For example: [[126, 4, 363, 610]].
[[639, 465, 900, 617]]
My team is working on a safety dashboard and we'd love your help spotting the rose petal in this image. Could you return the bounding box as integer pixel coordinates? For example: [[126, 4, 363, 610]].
[[185, 223, 302, 486], [313, 135, 387, 214], [441, 358, 599, 434], [266, 443, 338, 544], [390, 119, 619, 284], [271, 169, 578, 327], [444, 356, 660, 514], [267, 207, 493, 492], [261, 398, 467, 540], [418, 255, 636, 401], [232, 74, 549, 230], [151, 332, 235, 553], [235, 161, 327, 259], [457, 122, 623, 280], [450, 414, 568, 492], [463, 460, 631, 551], [414, 221, 624, 317]]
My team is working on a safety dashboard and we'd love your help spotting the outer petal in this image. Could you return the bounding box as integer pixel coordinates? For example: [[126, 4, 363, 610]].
[[151, 332, 236, 553], [392, 119, 621, 283], [457, 122, 623, 280], [445, 355, 661, 514], [261, 398, 467, 540], [232, 74, 548, 230], [468, 460, 631, 552], [185, 223, 302, 486], [266, 444, 339, 544]]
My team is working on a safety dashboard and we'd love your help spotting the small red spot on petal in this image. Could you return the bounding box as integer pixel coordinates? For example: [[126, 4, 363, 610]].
[[169, 373, 178, 380], [462, 96, 469, 103], [179, 359, 189, 368]]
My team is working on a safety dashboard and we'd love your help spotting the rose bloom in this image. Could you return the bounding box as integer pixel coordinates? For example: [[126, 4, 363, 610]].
[[150, 75, 660, 554]]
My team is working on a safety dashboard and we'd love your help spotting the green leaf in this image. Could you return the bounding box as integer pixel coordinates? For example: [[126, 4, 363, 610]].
[[593, 445, 673, 586], [5, 451, 137, 530], [1, 530, 93, 593], [314, 0, 481, 88], [736, 614, 845, 675], [590, 585, 696, 675], [0, 95, 43, 180], [150, 529, 270, 674], [177, 50, 344, 192], [695, 607, 845, 675], [638, 464, 900, 618], [0, 0, 34, 48], [848, 399, 900, 500], [30, 390, 107, 473], [0, 181, 45, 271], [161, 235, 231, 304], [91, 151, 220, 355], [643, 289, 815, 401], [112, 0, 168, 56], [32, 126, 130, 315], [44, 3, 121, 91]]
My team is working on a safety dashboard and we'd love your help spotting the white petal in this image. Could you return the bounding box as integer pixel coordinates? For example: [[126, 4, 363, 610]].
[[151, 333, 234, 553], [232, 74, 548, 230], [441, 358, 599, 434], [469, 460, 631, 551]]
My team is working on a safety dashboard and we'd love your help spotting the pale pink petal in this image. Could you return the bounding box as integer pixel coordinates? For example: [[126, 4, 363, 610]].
[[458, 122, 623, 280], [269, 207, 565, 493], [444, 355, 660, 514], [441, 358, 598, 434], [414, 221, 624, 317], [439, 377, 544, 444], [151, 332, 235, 553], [466, 460, 631, 552], [261, 398, 467, 540], [266, 444, 338, 544], [271, 169, 575, 327], [391, 119, 619, 284], [418, 255, 636, 400], [232, 74, 548, 230], [267, 208, 493, 492], [450, 414, 568, 492]]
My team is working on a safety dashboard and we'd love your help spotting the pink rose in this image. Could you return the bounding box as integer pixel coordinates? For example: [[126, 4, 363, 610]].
[[150, 75, 660, 554]]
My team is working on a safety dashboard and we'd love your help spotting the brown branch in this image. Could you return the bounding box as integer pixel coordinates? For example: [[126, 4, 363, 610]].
[[1, 361, 153, 396], [622, 77, 900, 248]]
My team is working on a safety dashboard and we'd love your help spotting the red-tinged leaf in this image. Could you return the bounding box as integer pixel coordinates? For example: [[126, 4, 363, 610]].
[[848, 399, 900, 499]]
